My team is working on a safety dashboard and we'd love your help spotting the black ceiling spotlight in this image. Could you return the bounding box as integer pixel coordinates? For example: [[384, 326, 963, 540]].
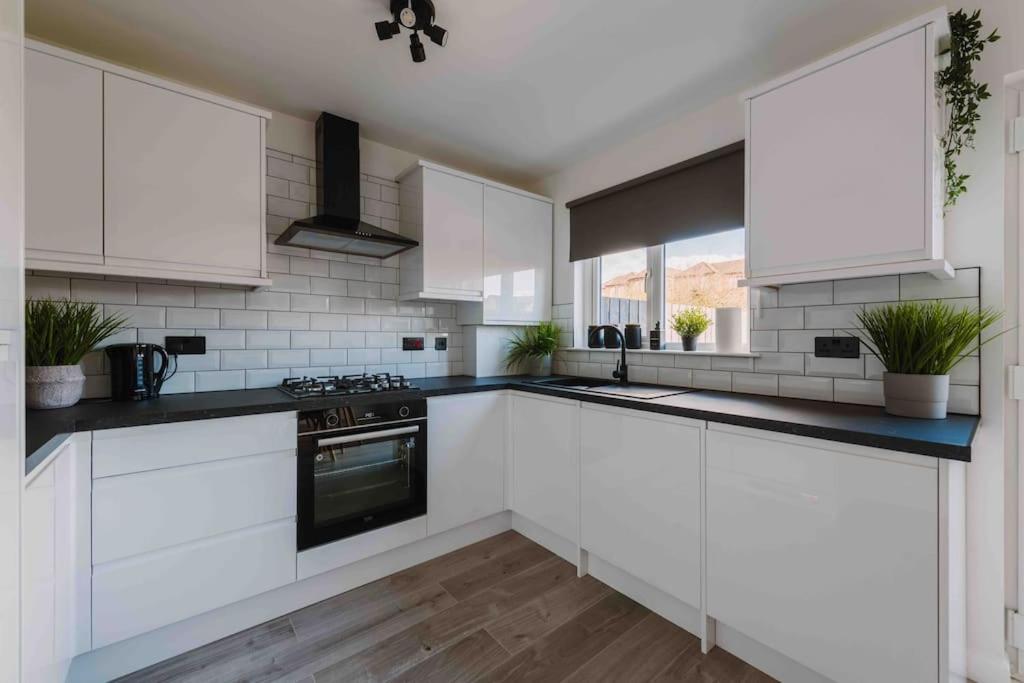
[[374, 0, 448, 62]]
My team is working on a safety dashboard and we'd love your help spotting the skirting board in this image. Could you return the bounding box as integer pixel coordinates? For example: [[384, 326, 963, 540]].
[[68, 513, 512, 682]]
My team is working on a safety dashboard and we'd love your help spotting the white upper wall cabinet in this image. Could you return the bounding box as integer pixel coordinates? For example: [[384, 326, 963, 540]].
[[104, 74, 264, 278], [25, 49, 103, 265], [24, 41, 272, 288], [399, 161, 553, 313], [458, 186, 553, 325], [744, 11, 951, 287]]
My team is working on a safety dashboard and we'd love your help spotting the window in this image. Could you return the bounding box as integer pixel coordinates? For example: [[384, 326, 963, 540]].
[[585, 229, 747, 351], [663, 228, 747, 348], [599, 248, 647, 329]]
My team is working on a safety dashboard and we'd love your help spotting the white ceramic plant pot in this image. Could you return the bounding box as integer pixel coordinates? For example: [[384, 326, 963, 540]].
[[527, 355, 552, 377], [883, 372, 950, 419], [26, 364, 86, 410]]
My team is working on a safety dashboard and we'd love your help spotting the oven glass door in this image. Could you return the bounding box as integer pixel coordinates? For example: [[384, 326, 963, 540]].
[[298, 420, 427, 550]]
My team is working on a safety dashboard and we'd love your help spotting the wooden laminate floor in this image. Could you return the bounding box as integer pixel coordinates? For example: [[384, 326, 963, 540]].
[[118, 531, 776, 683]]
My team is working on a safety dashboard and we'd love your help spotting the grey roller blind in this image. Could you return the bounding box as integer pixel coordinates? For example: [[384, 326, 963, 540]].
[[567, 141, 744, 262]]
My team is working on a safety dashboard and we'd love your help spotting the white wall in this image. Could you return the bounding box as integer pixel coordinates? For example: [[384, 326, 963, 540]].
[[0, 0, 23, 680], [539, 4, 1022, 680]]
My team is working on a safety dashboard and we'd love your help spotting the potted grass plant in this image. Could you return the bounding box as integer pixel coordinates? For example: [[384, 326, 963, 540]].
[[25, 299, 127, 410], [855, 301, 1003, 419], [671, 307, 711, 351], [504, 321, 562, 376]]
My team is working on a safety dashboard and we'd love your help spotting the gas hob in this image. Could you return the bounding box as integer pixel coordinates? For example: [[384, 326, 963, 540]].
[[278, 373, 417, 399]]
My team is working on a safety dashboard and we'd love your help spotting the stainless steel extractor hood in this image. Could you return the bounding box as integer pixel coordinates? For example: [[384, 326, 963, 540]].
[[274, 113, 418, 258]]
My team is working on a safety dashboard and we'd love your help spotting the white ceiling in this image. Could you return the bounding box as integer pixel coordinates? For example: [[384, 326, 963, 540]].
[[27, 0, 941, 184]]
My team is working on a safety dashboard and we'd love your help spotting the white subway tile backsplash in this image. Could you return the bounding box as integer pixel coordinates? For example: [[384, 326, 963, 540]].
[[833, 379, 883, 406], [950, 356, 980, 385], [310, 349, 349, 366], [267, 273, 311, 294], [749, 330, 778, 352], [366, 299, 398, 316], [245, 330, 291, 349], [245, 368, 290, 389], [291, 331, 330, 349], [711, 356, 754, 372], [803, 304, 866, 330], [778, 281, 832, 307], [267, 253, 291, 273], [267, 195, 309, 219], [105, 305, 165, 328], [900, 268, 979, 301], [166, 307, 219, 329], [732, 372, 778, 396], [349, 315, 382, 332], [754, 352, 804, 375], [629, 365, 658, 383], [266, 176, 289, 198], [197, 329, 246, 350], [137, 284, 195, 307], [347, 348, 381, 365], [693, 370, 731, 391], [245, 290, 291, 311], [751, 307, 804, 330], [195, 370, 245, 392], [267, 157, 309, 183], [948, 385, 980, 414], [348, 281, 382, 299], [269, 349, 309, 369], [289, 294, 331, 313], [805, 354, 864, 379], [779, 375, 833, 401], [195, 287, 245, 309], [72, 279, 137, 304], [778, 329, 833, 353], [173, 351, 221, 372], [367, 332, 398, 348], [657, 367, 692, 387], [26, 275, 71, 300], [311, 277, 348, 296], [221, 309, 268, 329], [160, 372, 195, 394], [222, 350, 268, 370], [329, 261, 366, 280], [290, 257, 329, 277], [833, 276, 899, 304], [674, 354, 712, 370], [329, 297, 366, 314], [269, 311, 310, 330], [381, 317, 411, 332]]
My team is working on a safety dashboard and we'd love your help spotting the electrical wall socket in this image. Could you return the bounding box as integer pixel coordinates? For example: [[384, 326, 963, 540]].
[[814, 336, 859, 359]]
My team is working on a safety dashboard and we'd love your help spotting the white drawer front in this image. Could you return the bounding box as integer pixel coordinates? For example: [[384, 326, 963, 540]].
[[93, 450, 296, 564], [93, 412, 296, 478], [92, 519, 296, 648]]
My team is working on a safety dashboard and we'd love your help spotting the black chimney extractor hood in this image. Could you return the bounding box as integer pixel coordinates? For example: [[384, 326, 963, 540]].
[[274, 113, 418, 258]]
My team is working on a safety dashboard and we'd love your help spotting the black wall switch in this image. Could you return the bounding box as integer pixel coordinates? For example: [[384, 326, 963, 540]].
[[402, 336, 425, 351], [434, 336, 448, 351], [814, 336, 859, 359], [165, 336, 206, 355]]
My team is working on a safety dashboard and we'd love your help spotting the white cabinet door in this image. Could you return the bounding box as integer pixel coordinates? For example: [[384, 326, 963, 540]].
[[510, 392, 578, 542], [580, 404, 701, 607], [421, 168, 484, 298], [25, 49, 103, 264], [469, 187, 552, 324], [93, 519, 295, 648], [706, 425, 938, 683], [747, 26, 937, 281], [103, 73, 263, 277], [427, 392, 506, 535]]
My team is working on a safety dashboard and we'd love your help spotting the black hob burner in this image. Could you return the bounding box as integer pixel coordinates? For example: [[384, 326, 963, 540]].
[[279, 373, 417, 398]]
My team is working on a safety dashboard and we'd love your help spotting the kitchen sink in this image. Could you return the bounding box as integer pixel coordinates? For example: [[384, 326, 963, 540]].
[[528, 377, 694, 400]]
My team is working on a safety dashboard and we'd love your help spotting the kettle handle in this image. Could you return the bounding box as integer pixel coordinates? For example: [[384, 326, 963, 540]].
[[152, 345, 170, 395]]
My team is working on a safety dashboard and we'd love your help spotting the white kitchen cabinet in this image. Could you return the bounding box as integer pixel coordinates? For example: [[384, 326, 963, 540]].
[[458, 186, 553, 325], [744, 11, 951, 287], [427, 392, 507, 535], [24, 40, 271, 288], [104, 72, 264, 278], [90, 413, 297, 647], [398, 163, 485, 302], [22, 434, 91, 683], [580, 404, 701, 608], [510, 392, 579, 543], [705, 423, 941, 683], [25, 49, 104, 266]]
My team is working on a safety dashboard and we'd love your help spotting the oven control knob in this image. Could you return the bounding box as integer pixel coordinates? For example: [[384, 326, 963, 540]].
[[398, 405, 411, 418], [325, 412, 340, 427], [315, 454, 325, 463]]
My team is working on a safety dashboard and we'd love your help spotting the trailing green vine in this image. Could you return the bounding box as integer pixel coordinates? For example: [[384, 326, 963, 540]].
[[936, 9, 999, 211]]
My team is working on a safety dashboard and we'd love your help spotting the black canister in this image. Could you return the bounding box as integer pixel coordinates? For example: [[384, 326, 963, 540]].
[[587, 325, 605, 349], [604, 325, 621, 349], [649, 322, 662, 351], [624, 324, 642, 349]]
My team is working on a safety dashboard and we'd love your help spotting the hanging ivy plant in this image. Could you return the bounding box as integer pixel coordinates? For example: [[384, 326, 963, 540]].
[[936, 9, 999, 211]]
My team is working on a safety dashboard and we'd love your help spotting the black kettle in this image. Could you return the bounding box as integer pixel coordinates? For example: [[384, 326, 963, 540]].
[[105, 343, 170, 401]]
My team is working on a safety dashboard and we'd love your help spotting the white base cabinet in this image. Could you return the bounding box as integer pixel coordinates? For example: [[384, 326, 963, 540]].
[[427, 392, 507, 535], [580, 404, 702, 608], [510, 392, 579, 543], [705, 423, 941, 683]]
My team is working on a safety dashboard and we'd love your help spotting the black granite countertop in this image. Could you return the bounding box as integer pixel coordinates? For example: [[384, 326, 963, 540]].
[[26, 375, 979, 475]]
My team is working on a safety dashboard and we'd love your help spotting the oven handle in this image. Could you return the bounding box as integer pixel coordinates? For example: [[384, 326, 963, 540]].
[[317, 424, 420, 448]]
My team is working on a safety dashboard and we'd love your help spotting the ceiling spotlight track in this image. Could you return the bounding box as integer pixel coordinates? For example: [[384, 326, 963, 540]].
[[374, 0, 447, 62]]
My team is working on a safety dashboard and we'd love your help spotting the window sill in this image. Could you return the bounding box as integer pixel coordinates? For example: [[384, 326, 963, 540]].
[[564, 347, 760, 358]]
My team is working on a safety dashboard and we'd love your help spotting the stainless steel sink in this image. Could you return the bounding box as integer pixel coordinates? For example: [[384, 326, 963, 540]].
[[529, 377, 694, 400]]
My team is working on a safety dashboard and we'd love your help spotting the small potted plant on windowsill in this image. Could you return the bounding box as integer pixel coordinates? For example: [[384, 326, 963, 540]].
[[25, 299, 127, 410], [671, 307, 711, 351], [855, 301, 1004, 419], [504, 321, 562, 376]]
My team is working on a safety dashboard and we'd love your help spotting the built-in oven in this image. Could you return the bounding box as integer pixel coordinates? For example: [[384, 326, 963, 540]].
[[296, 398, 427, 551]]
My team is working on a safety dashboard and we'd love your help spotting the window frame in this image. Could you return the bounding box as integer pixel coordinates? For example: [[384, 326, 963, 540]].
[[582, 237, 747, 352]]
